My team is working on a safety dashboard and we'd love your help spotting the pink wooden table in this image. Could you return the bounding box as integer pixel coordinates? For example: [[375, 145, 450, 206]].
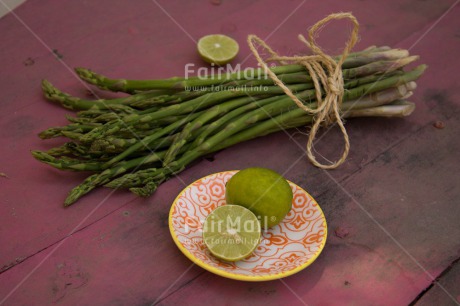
[[1, 0, 459, 305]]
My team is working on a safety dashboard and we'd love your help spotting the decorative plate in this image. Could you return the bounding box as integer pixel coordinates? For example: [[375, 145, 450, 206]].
[[168, 171, 327, 281]]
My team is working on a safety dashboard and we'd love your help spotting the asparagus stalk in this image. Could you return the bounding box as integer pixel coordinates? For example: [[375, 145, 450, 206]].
[[346, 100, 415, 117], [64, 152, 165, 206], [74, 48, 409, 92], [31, 151, 102, 171]]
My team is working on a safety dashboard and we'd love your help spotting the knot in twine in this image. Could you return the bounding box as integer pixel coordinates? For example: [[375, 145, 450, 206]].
[[248, 13, 359, 169]]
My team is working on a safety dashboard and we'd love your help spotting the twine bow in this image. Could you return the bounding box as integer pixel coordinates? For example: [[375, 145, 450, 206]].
[[248, 13, 359, 169]]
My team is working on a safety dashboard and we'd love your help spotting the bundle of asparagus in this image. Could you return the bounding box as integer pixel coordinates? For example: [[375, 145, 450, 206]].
[[32, 45, 426, 206]]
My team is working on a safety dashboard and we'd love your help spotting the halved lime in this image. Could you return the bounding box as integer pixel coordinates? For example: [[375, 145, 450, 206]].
[[202, 205, 261, 262], [197, 34, 239, 65]]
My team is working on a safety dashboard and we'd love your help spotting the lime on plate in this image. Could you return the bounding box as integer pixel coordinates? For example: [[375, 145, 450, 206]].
[[203, 205, 261, 262], [197, 34, 239, 65], [225, 167, 293, 229]]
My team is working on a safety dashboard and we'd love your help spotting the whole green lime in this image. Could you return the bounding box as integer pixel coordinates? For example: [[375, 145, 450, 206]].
[[225, 167, 293, 229]]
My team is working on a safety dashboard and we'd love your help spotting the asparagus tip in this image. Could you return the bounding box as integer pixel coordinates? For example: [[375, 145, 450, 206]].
[[41, 79, 51, 87], [74, 67, 88, 76], [30, 150, 41, 158], [31, 150, 59, 166], [41, 79, 56, 96], [129, 181, 159, 197], [75, 67, 95, 84], [38, 130, 54, 139], [64, 197, 76, 207], [64, 175, 99, 206]]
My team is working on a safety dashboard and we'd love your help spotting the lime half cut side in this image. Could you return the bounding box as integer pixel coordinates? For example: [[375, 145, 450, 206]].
[[197, 34, 239, 65], [203, 205, 261, 262]]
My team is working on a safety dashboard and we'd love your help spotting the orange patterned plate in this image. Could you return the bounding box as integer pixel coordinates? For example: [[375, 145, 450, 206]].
[[168, 171, 327, 281]]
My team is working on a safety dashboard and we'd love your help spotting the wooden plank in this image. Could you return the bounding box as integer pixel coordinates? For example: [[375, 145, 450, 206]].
[[415, 261, 460, 305]]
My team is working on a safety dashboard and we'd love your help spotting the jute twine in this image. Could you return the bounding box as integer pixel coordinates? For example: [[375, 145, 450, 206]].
[[247, 13, 359, 169]]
